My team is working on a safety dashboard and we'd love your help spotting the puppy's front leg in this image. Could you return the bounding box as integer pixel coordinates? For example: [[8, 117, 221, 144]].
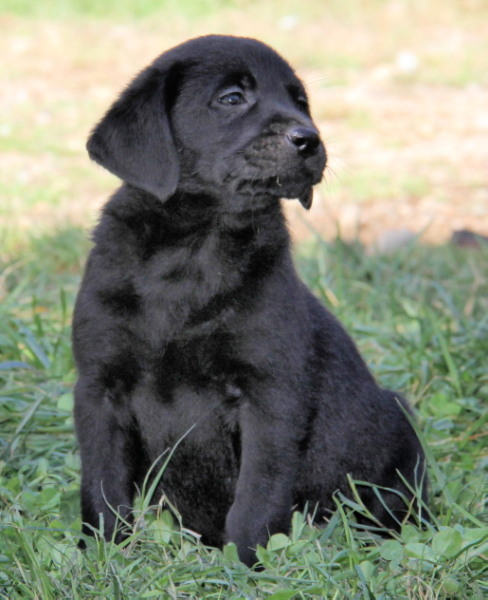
[[75, 377, 140, 545], [225, 399, 300, 567]]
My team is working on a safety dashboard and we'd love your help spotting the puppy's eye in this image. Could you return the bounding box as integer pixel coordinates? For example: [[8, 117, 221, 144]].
[[296, 95, 309, 111], [288, 84, 310, 113], [218, 91, 246, 106]]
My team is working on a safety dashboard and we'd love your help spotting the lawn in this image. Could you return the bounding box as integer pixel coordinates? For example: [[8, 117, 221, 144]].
[[1, 230, 487, 598], [1, 1, 487, 598]]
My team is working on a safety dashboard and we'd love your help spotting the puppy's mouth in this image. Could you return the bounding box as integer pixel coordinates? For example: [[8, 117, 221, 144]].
[[223, 141, 327, 209], [270, 176, 316, 209], [298, 188, 313, 210], [233, 173, 320, 209]]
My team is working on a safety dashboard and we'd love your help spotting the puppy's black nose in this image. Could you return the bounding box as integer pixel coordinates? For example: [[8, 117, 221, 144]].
[[288, 127, 321, 157]]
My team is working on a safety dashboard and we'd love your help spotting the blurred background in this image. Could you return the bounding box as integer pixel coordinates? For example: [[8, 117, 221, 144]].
[[1, 0, 487, 251]]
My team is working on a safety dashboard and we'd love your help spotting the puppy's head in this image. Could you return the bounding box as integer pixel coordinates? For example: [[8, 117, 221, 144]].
[[87, 35, 326, 209]]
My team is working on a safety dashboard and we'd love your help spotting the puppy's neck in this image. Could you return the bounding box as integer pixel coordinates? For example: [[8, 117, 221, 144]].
[[100, 185, 291, 263]]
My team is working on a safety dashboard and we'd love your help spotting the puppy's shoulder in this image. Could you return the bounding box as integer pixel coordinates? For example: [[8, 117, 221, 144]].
[[90, 186, 167, 260]]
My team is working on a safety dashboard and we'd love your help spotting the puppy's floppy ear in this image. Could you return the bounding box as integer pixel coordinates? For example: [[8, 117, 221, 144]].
[[87, 62, 180, 202]]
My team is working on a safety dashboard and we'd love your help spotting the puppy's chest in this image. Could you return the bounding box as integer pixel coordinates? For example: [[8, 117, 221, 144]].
[[152, 332, 249, 404], [127, 229, 271, 347]]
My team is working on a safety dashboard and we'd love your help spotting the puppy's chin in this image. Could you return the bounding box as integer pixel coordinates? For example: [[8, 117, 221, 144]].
[[274, 187, 313, 209], [277, 183, 314, 209]]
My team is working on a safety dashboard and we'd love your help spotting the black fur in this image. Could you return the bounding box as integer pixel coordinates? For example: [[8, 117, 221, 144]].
[[73, 35, 427, 566]]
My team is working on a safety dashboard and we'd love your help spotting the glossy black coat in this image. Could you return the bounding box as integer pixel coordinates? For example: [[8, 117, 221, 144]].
[[73, 35, 426, 567]]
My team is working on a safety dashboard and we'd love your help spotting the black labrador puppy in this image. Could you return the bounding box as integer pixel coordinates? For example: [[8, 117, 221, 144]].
[[73, 35, 426, 566]]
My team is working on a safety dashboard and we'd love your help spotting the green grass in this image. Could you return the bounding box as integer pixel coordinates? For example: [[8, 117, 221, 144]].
[[1, 228, 487, 599]]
